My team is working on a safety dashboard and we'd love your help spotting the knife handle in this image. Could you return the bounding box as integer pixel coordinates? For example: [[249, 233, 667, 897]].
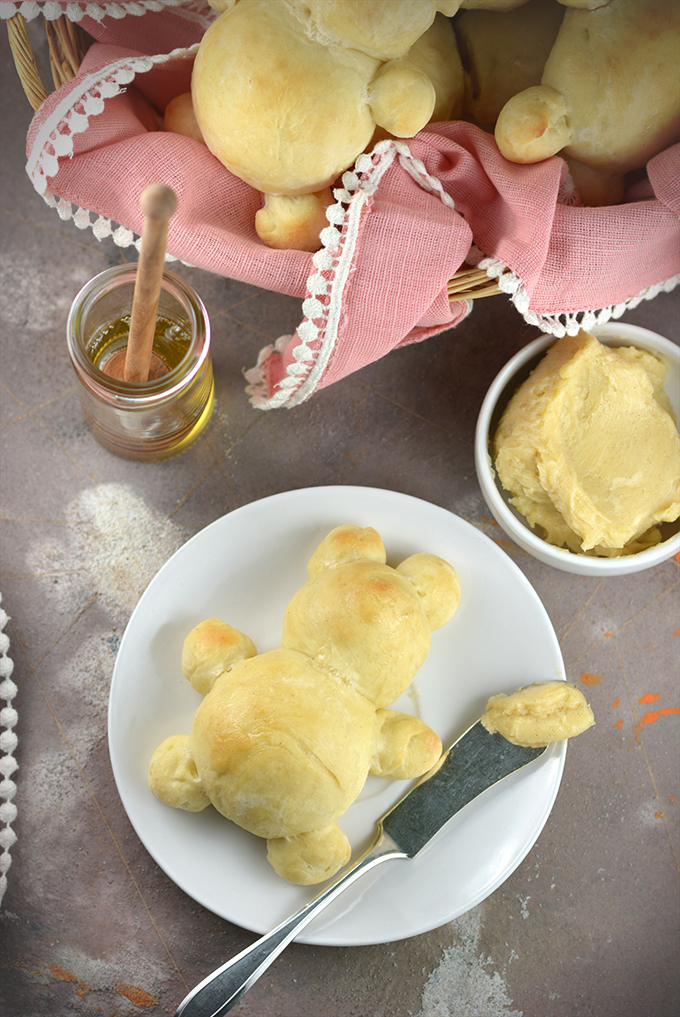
[[174, 829, 405, 1016]]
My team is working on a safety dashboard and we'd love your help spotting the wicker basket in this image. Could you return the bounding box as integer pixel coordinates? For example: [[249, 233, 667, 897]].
[[6, 9, 499, 301]]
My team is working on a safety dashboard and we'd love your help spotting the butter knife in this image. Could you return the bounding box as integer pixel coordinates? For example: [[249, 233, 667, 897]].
[[175, 719, 548, 1016]]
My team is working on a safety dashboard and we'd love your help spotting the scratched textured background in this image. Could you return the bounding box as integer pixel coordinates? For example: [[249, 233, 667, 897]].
[[1, 19, 679, 1017]]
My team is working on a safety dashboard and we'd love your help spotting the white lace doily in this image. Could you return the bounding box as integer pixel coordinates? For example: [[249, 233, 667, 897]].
[[0, 594, 17, 907]]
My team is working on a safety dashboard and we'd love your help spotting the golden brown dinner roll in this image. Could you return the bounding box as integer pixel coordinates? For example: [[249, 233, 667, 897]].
[[149, 524, 461, 884]]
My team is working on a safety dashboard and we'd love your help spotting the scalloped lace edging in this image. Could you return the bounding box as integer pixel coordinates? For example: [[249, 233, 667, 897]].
[[27, 42, 199, 196], [476, 255, 680, 337], [244, 139, 456, 410], [0, 594, 17, 908], [0, 1, 210, 22], [42, 188, 188, 259], [27, 42, 201, 260]]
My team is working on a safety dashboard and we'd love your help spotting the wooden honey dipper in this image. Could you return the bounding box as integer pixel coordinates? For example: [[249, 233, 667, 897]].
[[103, 183, 178, 382]]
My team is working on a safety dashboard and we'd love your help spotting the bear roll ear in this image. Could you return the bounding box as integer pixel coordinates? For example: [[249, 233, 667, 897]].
[[396, 553, 460, 630], [367, 58, 437, 138], [307, 524, 387, 577], [182, 618, 257, 696], [148, 735, 210, 812]]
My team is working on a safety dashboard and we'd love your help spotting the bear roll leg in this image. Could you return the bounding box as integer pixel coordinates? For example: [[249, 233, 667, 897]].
[[255, 188, 335, 252], [370, 709, 443, 780], [148, 734, 210, 812], [563, 156, 625, 207], [267, 823, 352, 885], [182, 618, 257, 696], [494, 84, 571, 164]]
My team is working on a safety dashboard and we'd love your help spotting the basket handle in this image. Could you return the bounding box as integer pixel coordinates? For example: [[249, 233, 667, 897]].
[[6, 13, 48, 111], [6, 11, 91, 111]]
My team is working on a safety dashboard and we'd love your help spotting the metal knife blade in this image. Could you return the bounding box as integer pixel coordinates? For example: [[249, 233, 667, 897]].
[[381, 719, 547, 856], [175, 716, 549, 1016]]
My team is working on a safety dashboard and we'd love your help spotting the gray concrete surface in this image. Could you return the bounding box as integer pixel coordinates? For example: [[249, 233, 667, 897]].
[[1, 15, 678, 1017]]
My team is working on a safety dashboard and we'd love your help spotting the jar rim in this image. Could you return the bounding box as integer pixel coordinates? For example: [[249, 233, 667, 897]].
[[67, 264, 211, 405]]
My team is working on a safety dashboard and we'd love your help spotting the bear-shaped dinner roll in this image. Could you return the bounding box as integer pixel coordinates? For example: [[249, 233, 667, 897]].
[[494, 0, 680, 205], [148, 524, 461, 885], [190, 0, 467, 250]]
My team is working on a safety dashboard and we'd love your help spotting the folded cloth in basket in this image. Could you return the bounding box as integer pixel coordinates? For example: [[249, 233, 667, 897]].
[[20, 6, 680, 408]]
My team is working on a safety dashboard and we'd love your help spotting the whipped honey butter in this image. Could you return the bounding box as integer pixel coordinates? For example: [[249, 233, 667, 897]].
[[493, 330, 680, 557]]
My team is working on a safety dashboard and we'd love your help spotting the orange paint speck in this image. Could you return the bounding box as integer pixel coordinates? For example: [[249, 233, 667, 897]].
[[49, 966, 78, 983], [612, 699, 620, 709], [616, 719, 623, 729], [660, 707, 680, 716], [673, 628, 680, 637], [580, 672, 603, 685], [639, 693, 661, 704], [674, 551, 680, 563], [654, 811, 666, 818], [640, 711, 659, 725], [116, 984, 156, 1008], [670, 796, 676, 802], [604, 631, 611, 638]]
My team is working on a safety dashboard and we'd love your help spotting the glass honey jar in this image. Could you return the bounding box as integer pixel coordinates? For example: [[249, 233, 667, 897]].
[[67, 264, 214, 461]]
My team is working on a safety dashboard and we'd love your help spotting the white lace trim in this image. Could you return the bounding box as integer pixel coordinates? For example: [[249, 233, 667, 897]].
[[476, 255, 680, 338], [0, 594, 17, 908], [27, 40, 198, 205], [244, 139, 456, 410], [25, 43, 202, 255], [42, 189, 189, 258], [0, 1, 211, 22]]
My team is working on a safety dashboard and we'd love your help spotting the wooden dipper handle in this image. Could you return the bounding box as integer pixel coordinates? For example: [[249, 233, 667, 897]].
[[123, 184, 178, 383]]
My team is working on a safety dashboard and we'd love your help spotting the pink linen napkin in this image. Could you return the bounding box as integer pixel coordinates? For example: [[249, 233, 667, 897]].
[[15, 3, 680, 407]]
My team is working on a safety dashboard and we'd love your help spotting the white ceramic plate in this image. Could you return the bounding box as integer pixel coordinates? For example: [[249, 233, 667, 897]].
[[108, 486, 566, 946]]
